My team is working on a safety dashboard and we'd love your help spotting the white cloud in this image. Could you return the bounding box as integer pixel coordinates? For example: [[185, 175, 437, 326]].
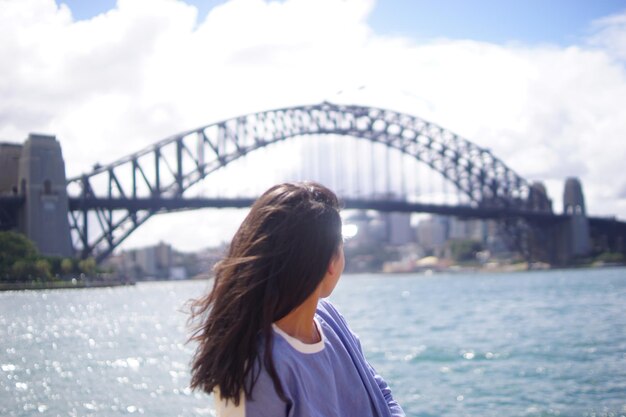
[[1, 0, 626, 251], [588, 11, 626, 60]]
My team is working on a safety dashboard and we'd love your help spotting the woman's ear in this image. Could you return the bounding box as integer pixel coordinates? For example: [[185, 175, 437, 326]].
[[327, 253, 339, 276], [320, 247, 344, 298], [327, 245, 344, 277]]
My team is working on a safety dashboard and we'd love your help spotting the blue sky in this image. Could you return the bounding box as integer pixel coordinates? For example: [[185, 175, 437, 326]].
[[369, 0, 626, 44], [59, 0, 626, 45]]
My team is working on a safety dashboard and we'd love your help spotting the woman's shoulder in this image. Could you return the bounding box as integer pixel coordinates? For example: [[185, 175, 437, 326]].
[[316, 299, 365, 355], [316, 298, 339, 316], [316, 299, 350, 329]]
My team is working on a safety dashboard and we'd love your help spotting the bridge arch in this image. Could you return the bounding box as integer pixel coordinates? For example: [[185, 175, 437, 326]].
[[67, 101, 550, 261]]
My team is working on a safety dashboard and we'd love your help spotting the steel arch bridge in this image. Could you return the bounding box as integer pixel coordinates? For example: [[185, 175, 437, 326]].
[[67, 101, 551, 261]]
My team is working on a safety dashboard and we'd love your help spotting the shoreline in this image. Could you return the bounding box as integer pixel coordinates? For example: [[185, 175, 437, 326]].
[[3, 264, 623, 291], [355, 261, 626, 275], [0, 279, 135, 292]]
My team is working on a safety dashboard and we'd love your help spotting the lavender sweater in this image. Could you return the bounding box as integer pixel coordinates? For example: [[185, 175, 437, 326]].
[[215, 299, 405, 417]]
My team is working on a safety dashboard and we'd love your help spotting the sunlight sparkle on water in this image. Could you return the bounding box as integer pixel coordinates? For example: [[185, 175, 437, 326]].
[[1, 270, 625, 417]]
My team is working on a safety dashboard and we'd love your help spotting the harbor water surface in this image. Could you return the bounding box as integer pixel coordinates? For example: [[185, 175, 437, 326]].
[[1, 268, 625, 417]]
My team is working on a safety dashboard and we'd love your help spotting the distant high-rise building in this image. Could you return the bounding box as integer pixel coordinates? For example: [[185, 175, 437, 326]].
[[385, 212, 413, 246], [416, 215, 447, 255], [448, 217, 485, 242], [121, 242, 174, 279]]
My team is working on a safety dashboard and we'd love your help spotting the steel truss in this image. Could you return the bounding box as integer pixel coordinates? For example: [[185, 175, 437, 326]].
[[67, 102, 552, 261]]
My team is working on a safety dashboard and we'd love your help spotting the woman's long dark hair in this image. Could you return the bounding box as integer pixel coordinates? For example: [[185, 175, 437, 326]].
[[188, 182, 343, 405]]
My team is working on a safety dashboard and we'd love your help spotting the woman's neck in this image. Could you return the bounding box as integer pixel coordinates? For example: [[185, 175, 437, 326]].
[[274, 289, 321, 344]]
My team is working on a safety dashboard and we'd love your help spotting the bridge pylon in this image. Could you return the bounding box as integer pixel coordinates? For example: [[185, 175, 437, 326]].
[[525, 177, 592, 266], [562, 177, 591, 257], [9, 134, 73, 257]]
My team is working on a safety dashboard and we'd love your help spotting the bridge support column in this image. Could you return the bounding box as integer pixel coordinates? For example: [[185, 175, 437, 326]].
[[548, 178, 591, 265], [0, 143, 22, 195], [17, 134, 73, 257]]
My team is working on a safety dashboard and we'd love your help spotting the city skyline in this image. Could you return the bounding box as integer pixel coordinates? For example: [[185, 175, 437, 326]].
[[2, 0, 626, 251]]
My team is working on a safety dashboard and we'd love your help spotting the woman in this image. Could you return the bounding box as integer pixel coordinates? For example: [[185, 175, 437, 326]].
[[188, 182, 405, 417]]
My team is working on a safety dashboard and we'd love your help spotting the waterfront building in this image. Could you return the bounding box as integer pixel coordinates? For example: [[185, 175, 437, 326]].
[[385, 212, 414, 246], [416, 215, 447, 256], [115, 242, 177, 280]]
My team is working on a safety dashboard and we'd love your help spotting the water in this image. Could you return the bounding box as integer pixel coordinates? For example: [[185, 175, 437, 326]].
[[1, 268, 625, 417]]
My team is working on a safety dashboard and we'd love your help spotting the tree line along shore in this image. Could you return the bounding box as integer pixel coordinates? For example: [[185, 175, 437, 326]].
[[0, 231, 130, 291]]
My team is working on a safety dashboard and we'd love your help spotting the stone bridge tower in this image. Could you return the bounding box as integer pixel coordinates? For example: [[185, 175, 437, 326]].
[[562, 177, 591, 258], [17, 134, 72, 257]]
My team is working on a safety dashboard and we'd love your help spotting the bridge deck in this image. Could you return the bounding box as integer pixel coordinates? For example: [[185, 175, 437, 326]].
[[68, 196, 568, 223]]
